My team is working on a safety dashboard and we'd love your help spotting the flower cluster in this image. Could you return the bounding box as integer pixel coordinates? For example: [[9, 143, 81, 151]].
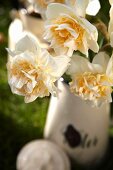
[[7, 33, 70, 103], [7, 0, 113, 106]]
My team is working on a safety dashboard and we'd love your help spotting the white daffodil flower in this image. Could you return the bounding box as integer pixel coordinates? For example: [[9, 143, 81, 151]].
[[44, 3, 99, 57], [7, 33, 70, 103], [67, 52, 113, 106], [33, 0, 100, 19], [108, 1, 113, 47]]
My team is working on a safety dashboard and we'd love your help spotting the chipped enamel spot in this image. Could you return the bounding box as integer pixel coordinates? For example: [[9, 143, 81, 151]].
[[70, 72, 113, 101]]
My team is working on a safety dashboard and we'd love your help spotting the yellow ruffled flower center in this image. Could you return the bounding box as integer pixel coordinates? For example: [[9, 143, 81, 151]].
[[11, 60, 49, 97], [70, 72, 113, 100], [51, 16, 85, 48]]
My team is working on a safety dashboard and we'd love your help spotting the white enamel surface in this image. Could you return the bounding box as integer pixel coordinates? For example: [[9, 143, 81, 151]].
[[44, 80, 110, 164], [16, 140, 70, 170]]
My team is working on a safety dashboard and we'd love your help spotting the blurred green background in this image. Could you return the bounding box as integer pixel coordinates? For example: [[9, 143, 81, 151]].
[[0, 0, 113, 170], [0, 1, 49, 169]]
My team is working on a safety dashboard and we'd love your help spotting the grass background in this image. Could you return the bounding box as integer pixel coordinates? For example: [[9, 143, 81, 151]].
[[0, 1, 49, 169], [0, 0, 113, 170]]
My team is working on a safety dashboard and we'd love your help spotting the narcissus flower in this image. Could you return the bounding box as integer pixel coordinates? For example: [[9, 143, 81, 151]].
[[7, 33, 70, 103], [67, 52, 113, 106], [33, 0, 100, 19], [44, 3, 99, 57], [66, 0, 100, 17]]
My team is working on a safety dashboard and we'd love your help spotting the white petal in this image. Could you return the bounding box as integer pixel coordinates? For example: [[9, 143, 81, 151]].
[[15, 32, 41, 55], [38, 49, 51, 66], [41, 49, 70, 78], [9, 76, 26, 89], [46, 3, 74, 20], [80, 17, 98, 41], [11, 86, 24, 96], [14, 78, 26, 89], [24, 94, 38, 103], [54, 44, 68, 55], [87, 37, 99, 53], [108, 6, 113, 47], [56, 24, 78, 38], [108, 6, 113, 35], [80, 18, 99, 53], [86, 0, 100, 16], [13, 52, 35, 66], [51, 56, 70, 78], [26, 82, 34, 93], [66, 0, 89, 17], [22, 71, 37, 89], [92, 52, 110, 72], [106, 54, 113, 78], [67, 54, 102, 75], [67, 54, 90, 74], [72, 0, 89, 17], [6, 48, 17, 57], [43, 77, 57, 96], [88, 34, 99, 50], [64, 39, 77, 56], [109, 0, 113, 5], [78, 36, 88, 56], [87, 62, 103, 73], [110, 32, 113, 47]]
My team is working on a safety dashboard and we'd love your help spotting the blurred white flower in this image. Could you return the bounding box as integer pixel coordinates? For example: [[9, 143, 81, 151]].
[[108, 2, 113, 47], [67, 52, 113, 106], [44, 3, 99, 57], [32, 0, 100, 18], [66, 0, 100, 17], [109, 0, 113, 5], [7, 33, 70, 103], [31, 0, 65, 18]]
